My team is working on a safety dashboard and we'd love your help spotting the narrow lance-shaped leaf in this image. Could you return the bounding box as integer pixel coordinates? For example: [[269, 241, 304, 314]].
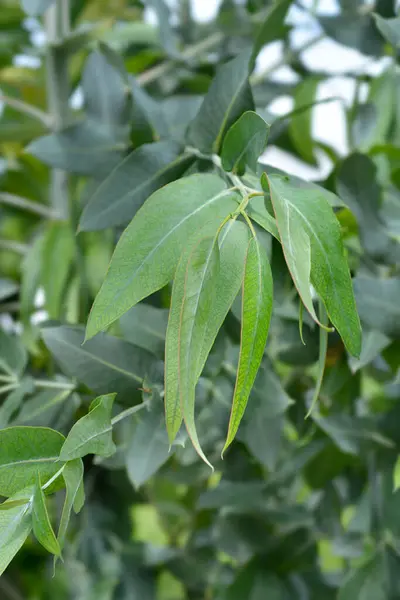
[[0, 493, 31, 576], [223, 235, 273, 454], [32, 473, 61, 556], [251, 0, 292, 66], [56, 459, 84, 555], [221, 111, 269, 175], [288, 77, 320, 165], [264, 173, 361, 357], [177, 237, 220, 467], [59, 394, 116, 461], [86, 174, 240, 339], [0, 427, 65, 497], [165, 220, 249, 444]]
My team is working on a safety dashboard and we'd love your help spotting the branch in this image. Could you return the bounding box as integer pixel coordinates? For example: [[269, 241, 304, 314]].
[[0, 94, 52, 127], [0, 192, 56, 219]]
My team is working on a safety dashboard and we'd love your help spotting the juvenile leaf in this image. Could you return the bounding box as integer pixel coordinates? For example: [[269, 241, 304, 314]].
[[41, 222, 75, 319], [86, 174, 240, 338], [32, 473, 61, 556], [42, 325, 153, 403], [165, 220, 249, 444], [251, 0, 292, 64], [353, 276, 400, 337], [79, 142, 193, 231], [0, 329, 27, 378], [60, 394, 116, 461], [223, 236, 273, 453], [177, 237, 220, 466], [221, 111, 269, 175], [188, 51, 254, 153], [0, 426, 65, 497], [126, 409, 171, 489], [57, 459, 84, 552], [289, 77, 319, 165], [120, 304, 169, 358], [0, 495, 31, 576], [265, 173, 361, 357]]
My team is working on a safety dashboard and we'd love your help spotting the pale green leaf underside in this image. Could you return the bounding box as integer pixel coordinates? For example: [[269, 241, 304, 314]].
[[86, 174, 240, 339], [223, 236, 273, 453]]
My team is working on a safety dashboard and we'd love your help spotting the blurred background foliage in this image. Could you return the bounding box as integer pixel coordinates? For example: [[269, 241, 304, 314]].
[[0, 0, 400, 598]]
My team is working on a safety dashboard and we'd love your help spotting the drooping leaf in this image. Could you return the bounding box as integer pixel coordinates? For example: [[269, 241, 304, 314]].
[[0, 329, 27, 378], [125, 408, 171, 489], [176, 236, 220, 466], [27, 121, 125, 177], [265, 173, 362, 357], [32, 473, 61, 556], [247, 195, 280, 240], [79, 142, 193, 231], [374, 14, 400, 47], [120, 304, 169, 359], [221, 111, 269, 175], [288, 77, 319, 165], [82, 49, 130, 140], [251, 0, 292, 65], [319, 13, 384, 57], [0, 494, 31, 576], [41, 221, 75, 319], [146, 0, 179, 56], [0, 426, 65, 497], [21, 0, 56, 16], [59, 393, 116, 461], [349, 330, 391, 373], [165, 219, 249, 444], [57, 459, 84, 552], [42, 325, 153, 403], [223, 235, 273, 453], [86, 174, 240, 339], [188, 51, 254, 153], [353, 276, 400, 337]]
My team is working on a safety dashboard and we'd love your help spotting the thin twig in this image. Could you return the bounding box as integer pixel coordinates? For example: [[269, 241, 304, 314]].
[[0, 192, 56, 219], [34, 379, 76, 391], [111, 401, 149, 426], [0, 93, 52, 127]]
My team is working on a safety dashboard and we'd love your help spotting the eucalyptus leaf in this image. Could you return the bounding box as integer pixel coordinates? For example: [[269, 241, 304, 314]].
[[0, 495, 31, 576], [86, 174, 240, 339], [223, 236, 273, 453], [32, 473, 61, 556], [0, 278, 18, 302], [247, 195, 280, 240], [59, 393, 116, 461], [338, 552, 387, 600], [221, 111, 269, 175], [188, 50, 254, 153], [374, 14, 400, 47], [0, 329, 27, 378], [289, 77, 319, 165], [251, 0, 292, 65], [354, 276, 400, 337], [21, 0, 56, 16], [79, 142, 193, 231], [57, 459, 84, 552], [0, 426, 65, 497], [265, 173, 361, 357], [349, 330, 391, 373], [120, 304, 169, 358]]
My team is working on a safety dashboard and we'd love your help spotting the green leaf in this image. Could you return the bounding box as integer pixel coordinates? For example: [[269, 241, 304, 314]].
[[42, 325, 153, 403], [0, 426, 65, 497], [374, 14, 400, 47], [188, 51, 254, 153], [314, 414, 393, 455], [393, 456, 400, 491], [176, 236, 220, 466], [0, 494, 31, 576], [319, 14, 384, 57], [41, 222, 75, 319], [223, 235, 273, 453], [0, 379, 32, 428], [15, 388, 72, 427], [353, 276, 400, 337], [59, 393, 116, 461], [147, 0, 179, 56], [265, 173, 361, 357], [0, 278, 18, 302], [251, 0, 292, 65], [82, 49, 130, 140], [125, 409, 171, 489], [247, 195, 280, 240], [27, 121, 125, 177], [221, 111, 269, 175], [288, 77, 319, 165], [0, 329, 27, 378], [57, 459, 84, 552], [79, 142, 193, 231], [21, 0, 56, 16], [32, 473, 61, 556], [120, 304, 169, 359], [349, 330, 391, 373], [86, 174, 240, 339], [165, 219, 249, 444], [338, 552, 387, 600]]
